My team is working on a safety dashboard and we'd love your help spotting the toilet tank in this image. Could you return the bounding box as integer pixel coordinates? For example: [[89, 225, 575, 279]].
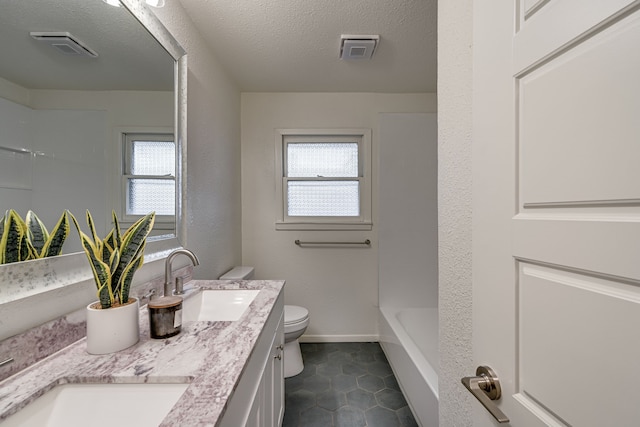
[[219, 266, 255, 280]]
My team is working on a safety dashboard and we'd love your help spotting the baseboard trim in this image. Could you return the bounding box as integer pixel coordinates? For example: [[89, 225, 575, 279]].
[[299, 334, 380, 343]]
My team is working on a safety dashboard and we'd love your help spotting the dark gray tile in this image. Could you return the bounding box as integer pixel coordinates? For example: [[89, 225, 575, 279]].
[[357, 374, 386, 393], [290, 343, 418, 427], [299, 406, 334, 427], [331, 373, 357, 392], [327, 350, 354, 364], [323, 342, 343, 353], [304, 350, 329, 365], [317, 361, 343, 377], [365, 406, 400, 427], [367, 361, 393, 377], [286, 388, 316, 414], [334, 342, 364, 353], [285, 374, 305, 392], [282, 407, 300, 427], [297, 362, 317, 379], [334, 406, 367, 427], [341, 362, 368, 376], [346, 388, 377, 410], [302, 343, 320, 353], [375, 388, 408, 410], [303, 374, 331, 393], [352, 350, 375, 364], [383, 374, 401, 391], [397, 406, 420, 427], [317, 389, 347, 411]]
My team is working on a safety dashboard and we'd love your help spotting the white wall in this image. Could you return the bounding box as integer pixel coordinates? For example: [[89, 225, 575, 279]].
[[438, 0, 475, 425], [147, 4, 243, 280], [378, 113, 438, 309], [241, 93, 436, 341]]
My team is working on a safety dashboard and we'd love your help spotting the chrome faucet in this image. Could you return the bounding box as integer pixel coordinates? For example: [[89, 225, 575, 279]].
[[164, 248, 200, 296]]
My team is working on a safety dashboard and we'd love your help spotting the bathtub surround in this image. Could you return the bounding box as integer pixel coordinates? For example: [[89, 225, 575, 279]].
[[378, 113, 439, 426], [378, 113, 438, 309], [379, 307, 438, 426]]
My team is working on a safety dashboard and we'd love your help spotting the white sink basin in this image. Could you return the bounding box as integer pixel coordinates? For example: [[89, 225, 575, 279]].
[[182, 289, 260, 321], [3, 383, 189, 427]]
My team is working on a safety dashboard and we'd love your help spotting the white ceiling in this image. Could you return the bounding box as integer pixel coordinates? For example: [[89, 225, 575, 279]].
[[177, 0, 437, 93], [0, 0, 173, 91]]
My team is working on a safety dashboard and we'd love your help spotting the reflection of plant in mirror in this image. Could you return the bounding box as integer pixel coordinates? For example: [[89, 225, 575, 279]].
[[71, 210, 155, 309], [0, 210, 70, 264]]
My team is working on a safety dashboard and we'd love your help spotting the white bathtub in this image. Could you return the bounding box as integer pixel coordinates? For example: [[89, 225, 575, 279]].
[[379, 307, 439, 427]]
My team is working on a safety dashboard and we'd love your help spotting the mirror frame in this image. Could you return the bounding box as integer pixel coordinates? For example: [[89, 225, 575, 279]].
[[0, 0, 187, 306]]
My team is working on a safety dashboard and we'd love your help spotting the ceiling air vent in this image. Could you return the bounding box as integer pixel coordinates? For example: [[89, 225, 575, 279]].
[[30, 32, 98, 58], [339, 35, 379, 60]]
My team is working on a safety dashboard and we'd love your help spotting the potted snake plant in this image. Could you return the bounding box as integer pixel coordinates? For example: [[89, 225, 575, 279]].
[[0, 209, 69, 264], [71, 210, 155, 354]]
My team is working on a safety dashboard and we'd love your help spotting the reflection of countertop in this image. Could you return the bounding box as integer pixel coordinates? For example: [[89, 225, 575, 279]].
[[0, 279, 285, 426]]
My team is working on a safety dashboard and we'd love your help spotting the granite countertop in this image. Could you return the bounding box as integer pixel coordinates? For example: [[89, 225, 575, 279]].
[[0, 279, 285, 426]]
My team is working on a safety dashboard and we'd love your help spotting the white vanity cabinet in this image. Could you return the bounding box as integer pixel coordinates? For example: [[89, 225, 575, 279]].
[[220, 291, 284, 427]]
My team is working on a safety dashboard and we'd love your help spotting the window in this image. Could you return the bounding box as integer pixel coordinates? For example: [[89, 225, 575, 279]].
[[122, 133, 175, 225], [275, 129, 372, 230]]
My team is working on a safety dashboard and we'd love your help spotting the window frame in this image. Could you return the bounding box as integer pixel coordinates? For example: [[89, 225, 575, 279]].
[[120, 131, 176, 229], [275, 128, 372, 231]]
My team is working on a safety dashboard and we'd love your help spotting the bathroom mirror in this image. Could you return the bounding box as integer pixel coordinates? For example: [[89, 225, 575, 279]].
[[0, 0, 187, 305]]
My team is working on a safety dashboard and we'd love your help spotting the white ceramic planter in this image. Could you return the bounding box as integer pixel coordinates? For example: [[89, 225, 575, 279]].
[[86, 298, 140, 355]]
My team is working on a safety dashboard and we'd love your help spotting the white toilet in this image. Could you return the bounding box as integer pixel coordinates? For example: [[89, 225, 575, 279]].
[[219, 267, 310, 378]]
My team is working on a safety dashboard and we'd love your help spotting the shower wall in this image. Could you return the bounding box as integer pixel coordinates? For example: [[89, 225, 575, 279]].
[[379, 113, 438, 308]]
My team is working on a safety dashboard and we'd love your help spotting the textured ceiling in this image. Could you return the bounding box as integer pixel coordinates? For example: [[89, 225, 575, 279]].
[[177, 0, 437, 93], [0, 0, 173, 91]]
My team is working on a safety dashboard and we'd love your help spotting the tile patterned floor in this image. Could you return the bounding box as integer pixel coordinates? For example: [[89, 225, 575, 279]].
[[283, 342, 419, 427]]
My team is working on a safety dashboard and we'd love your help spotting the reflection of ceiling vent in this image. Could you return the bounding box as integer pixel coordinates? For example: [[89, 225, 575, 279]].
[[30, 32, 98, 58], [339, 35, 379, 60]]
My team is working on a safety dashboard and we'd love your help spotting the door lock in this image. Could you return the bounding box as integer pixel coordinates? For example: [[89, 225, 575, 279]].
[[461, 366, 509, 423]]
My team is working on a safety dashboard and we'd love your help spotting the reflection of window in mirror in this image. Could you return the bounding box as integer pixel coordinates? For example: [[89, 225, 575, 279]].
[[122, 132, 175, 231]]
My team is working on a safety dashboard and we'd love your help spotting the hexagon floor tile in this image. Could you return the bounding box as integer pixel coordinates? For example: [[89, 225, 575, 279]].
[[283, 343, 420, 427]]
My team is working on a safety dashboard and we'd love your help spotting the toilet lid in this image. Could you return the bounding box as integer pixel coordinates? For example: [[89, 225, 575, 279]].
[[285, 305, 308, 324]]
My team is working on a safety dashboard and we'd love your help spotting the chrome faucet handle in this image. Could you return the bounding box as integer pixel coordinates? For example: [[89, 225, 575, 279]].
[[174, 277, 184, 295], [164, 248, 200, 296], [142, 288, 156, 302]]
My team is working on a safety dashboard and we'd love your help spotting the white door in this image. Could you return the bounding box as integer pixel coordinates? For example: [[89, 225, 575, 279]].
[[472, 1, 640, 426]]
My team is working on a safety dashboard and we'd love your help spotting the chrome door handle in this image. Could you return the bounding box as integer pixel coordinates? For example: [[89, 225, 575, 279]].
[[461, 366, 509, 423]]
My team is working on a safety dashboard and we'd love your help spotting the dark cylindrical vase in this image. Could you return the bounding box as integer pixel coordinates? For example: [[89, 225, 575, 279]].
[[148, 296, 183, 339]]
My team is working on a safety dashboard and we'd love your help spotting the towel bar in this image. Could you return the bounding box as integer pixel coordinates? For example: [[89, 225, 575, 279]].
[[294, 239, 371, 246]]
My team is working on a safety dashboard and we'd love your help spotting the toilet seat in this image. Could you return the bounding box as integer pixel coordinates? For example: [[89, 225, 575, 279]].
[[285, 305, 308, 325]]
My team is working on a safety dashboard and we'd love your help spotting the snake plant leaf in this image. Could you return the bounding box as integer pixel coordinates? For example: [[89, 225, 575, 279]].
[[109, 246, 120, 280], [40, 211, 69, 258], [119, 250, 144, 304], [71, 213, 114, 308], [1, 210, 28, 264], [103, 229, 117, 265], [71, 210, 154, 308], [85, 210, 102, 253], [82, 237, 113, 308], [111, 212, 155, 294], [0, 213, 5, 246], [111, 210, 122, 250], [26, 210, 49, 256]]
